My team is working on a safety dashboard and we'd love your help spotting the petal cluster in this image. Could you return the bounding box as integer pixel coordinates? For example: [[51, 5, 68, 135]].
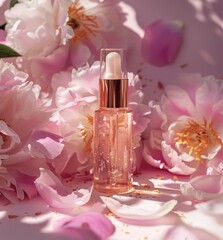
[[143, 73, 223, 175]]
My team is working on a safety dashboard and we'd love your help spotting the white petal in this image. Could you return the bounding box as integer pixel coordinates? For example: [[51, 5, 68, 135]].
[[101, 196, 177, 220]]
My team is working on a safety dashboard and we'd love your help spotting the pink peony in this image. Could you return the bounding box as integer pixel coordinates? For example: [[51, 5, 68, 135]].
[[52, 61, 149, 176], [4, 0, 73, 92], [67, 0, 126, 65], [143, 73, 223, 175], [0, 60, 55, 202], [5, 0, 73, 57], [4, 0, 126, 93]]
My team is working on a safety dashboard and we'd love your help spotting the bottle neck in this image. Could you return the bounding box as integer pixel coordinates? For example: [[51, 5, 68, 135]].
[[99, 78, 128, 108]]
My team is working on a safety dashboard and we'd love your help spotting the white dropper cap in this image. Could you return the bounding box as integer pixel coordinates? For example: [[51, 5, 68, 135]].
[[105, 51, 122, 79], [99, 48, 128, 108]]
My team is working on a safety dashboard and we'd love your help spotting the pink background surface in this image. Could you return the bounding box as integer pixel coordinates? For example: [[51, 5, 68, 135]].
[[121, 0, 223, 102]]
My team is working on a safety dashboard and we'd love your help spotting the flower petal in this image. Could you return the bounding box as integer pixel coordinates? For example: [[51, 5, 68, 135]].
[[34, 168, 92, 209], [28, 131, 64, 159], [55, 212, 115, 240], [101, 196, 177, 220], [141, 19, 184, 66], [180, 175, 223, 201]]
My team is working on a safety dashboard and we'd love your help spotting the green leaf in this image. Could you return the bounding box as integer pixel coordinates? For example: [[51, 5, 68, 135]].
[[10, 0, 18, 8], [0, 44, 21, 58]]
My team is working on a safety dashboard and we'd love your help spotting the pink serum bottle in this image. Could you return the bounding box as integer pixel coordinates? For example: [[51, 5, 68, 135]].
[[93, 48, 133, 194]]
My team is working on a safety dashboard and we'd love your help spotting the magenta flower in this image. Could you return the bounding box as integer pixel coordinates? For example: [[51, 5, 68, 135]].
[[141, 19, 184, 66], [143, 73, 223, 175]]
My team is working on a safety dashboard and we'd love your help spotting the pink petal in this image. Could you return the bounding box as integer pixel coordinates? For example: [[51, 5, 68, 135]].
[[0, 120, 20, 153], [69, 42, 91, 68], [10, 170, 37, 200], [55, 212, 115, 240], [101, 196, 177, 220], [28, 131, 64, 159], [164, 224, 219, 240], [34, 168, 92, 209], [180, 175, 223, 201], [141, 19, 184, 66]]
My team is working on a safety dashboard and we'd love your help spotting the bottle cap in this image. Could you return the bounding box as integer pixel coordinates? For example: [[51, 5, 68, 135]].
[[99, 48, 128, 108]]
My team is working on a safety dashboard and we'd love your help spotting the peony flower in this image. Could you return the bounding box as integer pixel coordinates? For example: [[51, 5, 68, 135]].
[[66, 0, 126, 66], [4, 0, 126, 93], [0, 60, 54, 202], [4, 0, 74, 92], [143, 73, 223, 175], [141, 19, 184, 66], [53, 61, 149, 175], [5, 0, 73, 57]]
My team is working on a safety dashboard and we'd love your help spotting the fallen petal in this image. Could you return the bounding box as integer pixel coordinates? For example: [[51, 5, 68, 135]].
[[180, 175, 223, 201], [141, 19, 184, 66], [55, 212, 115, 240], [34, 168, 92, 209], [164, 224, 219, 240], [101, 196, 177, 220]]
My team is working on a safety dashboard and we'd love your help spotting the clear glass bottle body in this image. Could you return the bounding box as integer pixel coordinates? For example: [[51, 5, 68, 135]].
[[93, 107, 133, 194]]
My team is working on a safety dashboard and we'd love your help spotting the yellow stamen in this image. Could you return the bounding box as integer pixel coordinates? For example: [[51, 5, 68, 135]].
[[175, 119, 222, 161], [79, 115, 93, 154], [67, 1, 99, 42]]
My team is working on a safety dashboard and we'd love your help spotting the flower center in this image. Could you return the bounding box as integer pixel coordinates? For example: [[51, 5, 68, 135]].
[[67, 1, 99, 42], [79, 115, 93, 154], [175, 119, 222, 161], [0, 132, 11, 151]]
